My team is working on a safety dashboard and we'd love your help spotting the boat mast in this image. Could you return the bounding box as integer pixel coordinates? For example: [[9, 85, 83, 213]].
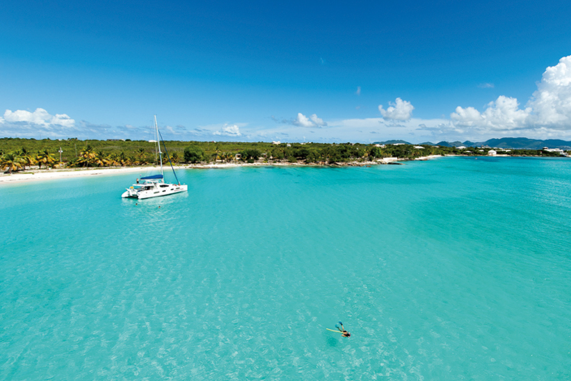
[[154, 115, 163, 177]]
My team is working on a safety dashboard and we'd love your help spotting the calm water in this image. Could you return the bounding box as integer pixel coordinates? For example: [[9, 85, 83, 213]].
[[1, 157, 570, 380]]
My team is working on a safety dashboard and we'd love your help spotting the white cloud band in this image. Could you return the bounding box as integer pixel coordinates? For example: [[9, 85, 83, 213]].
[[3, 108, 75, 127]]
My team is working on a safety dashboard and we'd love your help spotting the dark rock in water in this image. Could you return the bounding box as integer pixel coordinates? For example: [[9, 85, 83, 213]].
[[388, 162, 403, 165]]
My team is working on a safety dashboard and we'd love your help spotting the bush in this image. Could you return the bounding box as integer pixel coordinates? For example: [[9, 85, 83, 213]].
[[306, 151, 320, 163], [239, 149, 261, 161], [293, 148, 310, 160], [369, 147, 383, 158], [271, 148, 285, 160], [184, 145, 205, 163]]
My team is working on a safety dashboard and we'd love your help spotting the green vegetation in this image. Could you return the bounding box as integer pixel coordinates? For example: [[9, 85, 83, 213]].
[[184, 146, 205, 163], [0, 137, 568, 173]]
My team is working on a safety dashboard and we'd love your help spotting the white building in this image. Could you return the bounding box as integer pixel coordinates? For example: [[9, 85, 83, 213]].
[[272, 141, 281, 145], [488, 150, 497, 156], [543, 147, 565, 153], [413, 146, 425, 149], [457, 146, 466, 149]]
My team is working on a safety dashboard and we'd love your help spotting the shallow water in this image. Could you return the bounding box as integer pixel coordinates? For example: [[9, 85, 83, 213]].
[[1, 157, 570, 380]]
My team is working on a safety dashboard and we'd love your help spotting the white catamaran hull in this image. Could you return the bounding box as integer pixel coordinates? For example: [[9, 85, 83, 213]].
[[122, 184, 188, 199], [121, 116, 188, 200]]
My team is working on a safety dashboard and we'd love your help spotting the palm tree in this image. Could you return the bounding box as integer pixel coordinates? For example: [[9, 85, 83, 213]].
[[79, 145, 95, 158], [91, 151, 110, 167], [73, 155, 90, 167], [116, 151, 130, 166], [1, 153, 24, 173], [222, 152, 234, 162], [72, 145, 98, 167], [36, 150, 57, 169], [19, 148, 37, 170], [171, 152, 180, 164], [129, 155, 139, 165], [106, 153, 120, 167], [135, 148, 148, 164]]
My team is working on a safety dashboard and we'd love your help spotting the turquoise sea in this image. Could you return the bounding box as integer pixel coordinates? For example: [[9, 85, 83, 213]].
[[1, 157, 570, 380]]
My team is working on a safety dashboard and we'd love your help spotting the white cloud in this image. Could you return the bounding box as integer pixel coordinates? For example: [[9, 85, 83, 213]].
[[309, 114, 326, 126], [0, 107, 81, 138], [451, 96, 531, 130], [295, 113, 313, 127], [294, 113, 327, 127], [379, 98, 414, 121], [450, 55, 571, 136], [478, 83, 495, 88], [214, 124, 241, 136], [527, 55, 571, 128], [3, 108, 75, 127], [356, 86, 361, 96]]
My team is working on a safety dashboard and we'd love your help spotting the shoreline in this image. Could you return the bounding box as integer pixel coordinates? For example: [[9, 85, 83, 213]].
[[1, 154, 565, 185], [0, 155, 443, 185]]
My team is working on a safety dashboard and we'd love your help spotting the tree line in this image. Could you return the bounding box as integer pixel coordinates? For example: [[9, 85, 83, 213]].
[[0, 137, 566, 173]]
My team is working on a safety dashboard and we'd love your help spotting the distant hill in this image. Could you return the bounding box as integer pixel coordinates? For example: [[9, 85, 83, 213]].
[[435, 141, 464, 147], [373, 137, 571, 149], [420, 138, 571, 149], [483, 138, 571, 149], [373, 140, 412, 145]]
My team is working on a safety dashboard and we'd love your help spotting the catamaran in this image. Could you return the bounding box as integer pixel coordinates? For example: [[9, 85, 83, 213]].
[[121, 116, 188, 199]]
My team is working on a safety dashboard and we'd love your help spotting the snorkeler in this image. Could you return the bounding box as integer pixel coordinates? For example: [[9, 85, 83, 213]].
[[326, 321, 351, 337], [337, 321, 351, 337]]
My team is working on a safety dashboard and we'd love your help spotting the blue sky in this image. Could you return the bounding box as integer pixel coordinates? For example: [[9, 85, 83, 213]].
[[1, 0, 571, 142]]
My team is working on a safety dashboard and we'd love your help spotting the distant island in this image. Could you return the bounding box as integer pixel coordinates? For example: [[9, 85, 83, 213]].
[[0, 137, 569, 174], [376, 137, 571, 150]]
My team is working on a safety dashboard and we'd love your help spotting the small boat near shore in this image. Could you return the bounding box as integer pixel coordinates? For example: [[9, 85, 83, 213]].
[[122, 116, 187, 199]]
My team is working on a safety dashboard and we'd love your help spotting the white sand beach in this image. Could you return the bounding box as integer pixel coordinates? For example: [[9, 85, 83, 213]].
[[415, 155, 444, 161], [0, 166, 174, 185], [0, 164, 258, 184], [0, 159, 413, 185]]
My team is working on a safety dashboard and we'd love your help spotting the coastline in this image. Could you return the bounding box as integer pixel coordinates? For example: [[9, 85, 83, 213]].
[[0, 156, 439, 185]]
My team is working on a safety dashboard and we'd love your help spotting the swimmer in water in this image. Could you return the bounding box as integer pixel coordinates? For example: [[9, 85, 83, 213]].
[[327, 322, 351, 337], [336, 321, 351, 337], [326, 321, 351, 337]]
